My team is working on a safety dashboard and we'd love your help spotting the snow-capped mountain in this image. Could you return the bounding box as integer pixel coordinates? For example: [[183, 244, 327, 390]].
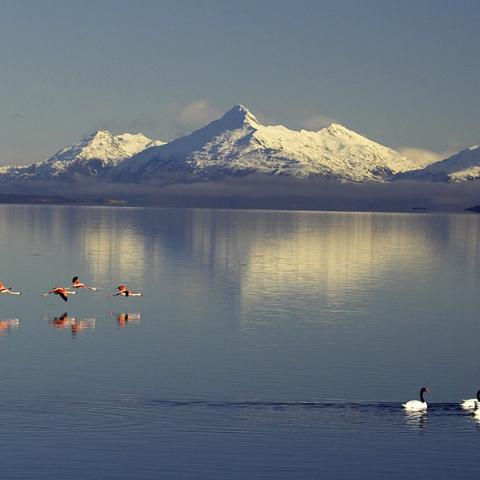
[[397, 146, 480, 182], [112, 105, 419, 183], [2, 131, 164, 181]]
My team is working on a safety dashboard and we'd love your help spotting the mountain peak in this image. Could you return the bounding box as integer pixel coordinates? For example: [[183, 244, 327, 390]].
[[85, 130, 114, 141], [324, 123, 354, 136], [220, 104, 260, 129], [114, 105, 419, 182], [230, 104, 251, 114], [40, 130, 160, 171]]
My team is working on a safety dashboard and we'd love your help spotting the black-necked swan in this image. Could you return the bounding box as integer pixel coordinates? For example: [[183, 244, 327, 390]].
[[402, 387, 430, 411], [461, 390, 480, 409]]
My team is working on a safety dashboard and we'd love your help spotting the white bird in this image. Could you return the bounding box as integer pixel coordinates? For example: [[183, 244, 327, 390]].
[[402, 387, 430, 411], [461, 390, 480, 409], [472, 401, 480, 419]]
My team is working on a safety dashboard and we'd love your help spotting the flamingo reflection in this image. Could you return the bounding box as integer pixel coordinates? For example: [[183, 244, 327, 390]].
[[71, 318, 95, 336], [47, 313, 95, 337], [0, 319, 20, 335], [48, 312, 72, 329], [115, 312, 141, 328]]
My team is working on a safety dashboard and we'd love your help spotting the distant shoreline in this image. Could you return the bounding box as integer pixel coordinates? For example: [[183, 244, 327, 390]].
[[0, 193, 477, 214]]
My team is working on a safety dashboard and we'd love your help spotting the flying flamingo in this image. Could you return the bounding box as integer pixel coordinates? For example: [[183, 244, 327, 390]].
[[42, 287, 77, 302], [0, 281, 21, 295], [71, 276, 97, 291], [112, 285, 142, 297]]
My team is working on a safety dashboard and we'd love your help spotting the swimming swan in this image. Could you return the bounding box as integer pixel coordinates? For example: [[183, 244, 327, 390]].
[[402, 387, 430, 411], [461, 390, 480, 409], [472, 401, 480, 419]]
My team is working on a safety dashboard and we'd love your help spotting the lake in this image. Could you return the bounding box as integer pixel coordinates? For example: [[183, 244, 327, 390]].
[[0, 205, 479, 479]]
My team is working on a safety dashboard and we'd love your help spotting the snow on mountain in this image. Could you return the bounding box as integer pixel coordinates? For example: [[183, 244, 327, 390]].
[[112, 105, 419, 183], [2, 131, 164, 181], [397, 146, 480, 182]]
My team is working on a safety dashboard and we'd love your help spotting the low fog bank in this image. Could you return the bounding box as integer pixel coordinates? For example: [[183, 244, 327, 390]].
[[2, 176, 480, 213]]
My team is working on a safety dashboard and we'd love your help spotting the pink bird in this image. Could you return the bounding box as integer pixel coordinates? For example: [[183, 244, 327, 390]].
[[112, 284, 142, 297], [71, 276, 97, 291], [0, 281, 21, 295], [42, 287, 77, 302]]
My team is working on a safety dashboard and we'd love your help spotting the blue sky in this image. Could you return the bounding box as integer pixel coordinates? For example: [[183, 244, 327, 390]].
[[0, 0, 479, 165]]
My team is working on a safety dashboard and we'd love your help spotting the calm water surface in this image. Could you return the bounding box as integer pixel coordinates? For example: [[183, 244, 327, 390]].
[[0, 205, 480, 479]]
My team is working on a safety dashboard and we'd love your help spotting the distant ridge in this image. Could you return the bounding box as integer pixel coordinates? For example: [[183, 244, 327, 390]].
[[0, 105, 478, 186], [397, 146, 480, 182], [112, 104, 419, 183], [1, 131, 164, 181]]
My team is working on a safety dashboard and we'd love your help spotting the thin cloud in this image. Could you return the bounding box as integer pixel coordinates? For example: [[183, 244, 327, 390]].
[[176, 99, 222, 134], [398, 147, 455, 168], [252, 110, 273, 126], [10, 113, 25, 121], [6, 175, 480, 213], [301, 113, 336, 131]]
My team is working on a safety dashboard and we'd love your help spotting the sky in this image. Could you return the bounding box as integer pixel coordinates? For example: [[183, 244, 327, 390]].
[[0, 0, 479, 165]]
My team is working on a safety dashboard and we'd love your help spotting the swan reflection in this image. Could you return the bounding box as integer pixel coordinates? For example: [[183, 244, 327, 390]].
[[470, 416, 480, 427], [469, 404, 480, 425], [403, 410, 428, 430], [115, 312, 141, 328], [46, 313, 96, 337], [0, 319, 20, 336]]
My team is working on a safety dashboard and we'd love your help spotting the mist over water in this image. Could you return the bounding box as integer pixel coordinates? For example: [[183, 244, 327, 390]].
[[0, 206, 480, 478], [3, 176, 480, 212]]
